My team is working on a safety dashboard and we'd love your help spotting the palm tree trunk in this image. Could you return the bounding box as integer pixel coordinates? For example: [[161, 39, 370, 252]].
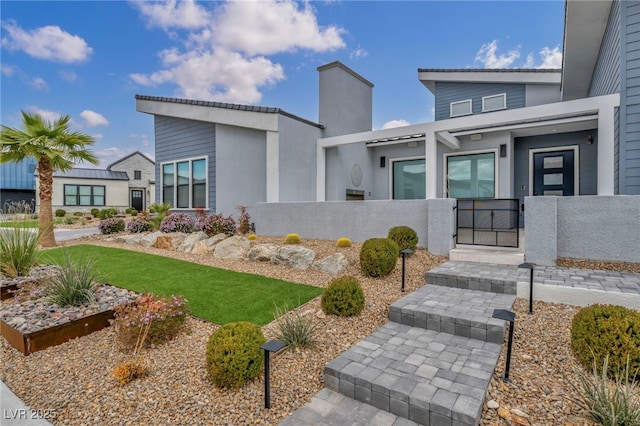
[[38, 158, 56, 247]]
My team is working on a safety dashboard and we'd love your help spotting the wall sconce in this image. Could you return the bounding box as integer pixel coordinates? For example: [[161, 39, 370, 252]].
[[380, 156, 386, 168], [587, 134, 593, 144], [470, 133, 482, 141]]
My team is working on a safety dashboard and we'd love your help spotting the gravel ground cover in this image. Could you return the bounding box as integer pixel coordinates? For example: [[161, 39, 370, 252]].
[[1, 234, 638, 425]]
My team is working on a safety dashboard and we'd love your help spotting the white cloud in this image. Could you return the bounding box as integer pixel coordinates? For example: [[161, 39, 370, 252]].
[[1, 63, 18, 76], [28, 107, 61, 124], [95, 147, 126, 166], [537, 46, 562, 69], [132, 0, 211, 30], [29, 77, 47, 91], [1, 20, 92, 63], [382, 119, 411, 129], [475, 40, 520, 69], [350, 47, 368, 59], [92, 133, 103, 140], [80, 110, 109, 127], [59, 70, 78, 82]]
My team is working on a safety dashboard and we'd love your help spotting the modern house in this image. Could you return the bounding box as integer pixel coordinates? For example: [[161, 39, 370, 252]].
[[0, 161, 37, 210], [136, 0, 639, 264]]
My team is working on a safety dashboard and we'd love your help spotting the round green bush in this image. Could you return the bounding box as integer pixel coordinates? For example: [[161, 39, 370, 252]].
[[571, 304, 640, 379], [130, 209, 138, 216], [55, 209, 66, 217], [387, 226, 418, 252], [206, 321, 266, 389], [321, 276, 365, 317], [73, 211, 83, 217], [359, 238, 399, 277], [125, 208, 132, 214], [284, 233, 301, 244], [336, 237, 352, 248], [90, 208, 100, 217]]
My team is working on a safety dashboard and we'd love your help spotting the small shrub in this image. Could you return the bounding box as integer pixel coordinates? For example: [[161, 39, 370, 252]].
[[236, 205, 251, 235], [206, 322, 266, 388], [336, 237, 352, 248], [0, 223, 40, 278], [360, 238, 399, 277], [160, 213, 195, 233], [284, 233, 301, 244], [274, 304, 317, 350], [64, 217, 76, 225], [113, 358, 148, 385], [247, 233, 258, 241], [90, 208, 100, 217], [96, 208, 115, 220], [571, 304, 640, 379], [99, 218, 125, 234], [55, 209, 66, 217], [45, 252, 99, 307], [130, 209, 138, 217], [195, 213, 236, 236], [73, 211, 83, 217], [112, 293, 189, 350], [125, 208, 132, 214], [321, 276, 365, 317], [126, 217, 153, 233], [387, 226, 418, 252]]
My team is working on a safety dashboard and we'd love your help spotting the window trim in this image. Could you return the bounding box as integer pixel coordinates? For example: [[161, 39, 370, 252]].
[[388, 156, 426, 200], [443, 149, 499, 199], [134, 170, 142, 180], [482, 93, 507, 112], [160, 156, 208, 210], [63, 184, 106, 206], [450, 99, 473, 117]]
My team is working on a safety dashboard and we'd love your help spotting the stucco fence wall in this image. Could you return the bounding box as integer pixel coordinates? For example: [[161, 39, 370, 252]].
[[251, 199, 456, 256], [525, 195, 640, 265]]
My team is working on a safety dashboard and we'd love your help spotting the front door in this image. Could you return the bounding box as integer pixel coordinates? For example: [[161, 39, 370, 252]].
[[532, 150, 575, 196], [131, 189, 144, 211]]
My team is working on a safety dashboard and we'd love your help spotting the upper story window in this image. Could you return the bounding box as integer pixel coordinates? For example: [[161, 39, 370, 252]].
[[482, 93, 507, 112], [450, 99, 472, 117], [134, 170, 142, 180], [161, 157, 207, 209]]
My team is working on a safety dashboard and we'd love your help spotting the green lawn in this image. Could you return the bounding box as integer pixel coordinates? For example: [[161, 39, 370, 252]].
[[0, 219, 63, 228], [38, 245, 323, 326]]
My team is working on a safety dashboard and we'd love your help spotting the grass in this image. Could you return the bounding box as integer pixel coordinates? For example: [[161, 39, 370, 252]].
[[38, 245, 323, 326], [0, 219, 63, 228]]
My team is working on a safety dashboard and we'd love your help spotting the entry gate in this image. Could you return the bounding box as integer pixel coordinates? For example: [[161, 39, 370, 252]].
[[454, 199, 519, 248]]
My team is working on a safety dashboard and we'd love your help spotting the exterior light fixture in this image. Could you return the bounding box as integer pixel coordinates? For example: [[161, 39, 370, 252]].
[[260, 339, 286, 409], [518, 263, 535, 314], [400, 249, 414, 292], [492, 309, 516, 382]]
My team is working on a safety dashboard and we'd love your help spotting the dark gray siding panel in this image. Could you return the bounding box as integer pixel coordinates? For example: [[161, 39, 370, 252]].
[[589, 0, 620, 97], [621, 0, 640, 194], [154, 116, 216, 210], [434, 82, 525, 121]]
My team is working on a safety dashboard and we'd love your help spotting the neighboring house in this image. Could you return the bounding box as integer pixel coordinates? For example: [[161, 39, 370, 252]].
[[35, 151, 155, 213], [0, 160, 37, 210]]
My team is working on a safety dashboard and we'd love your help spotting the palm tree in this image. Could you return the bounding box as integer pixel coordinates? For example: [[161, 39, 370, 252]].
[[1, 111, 98, 247]]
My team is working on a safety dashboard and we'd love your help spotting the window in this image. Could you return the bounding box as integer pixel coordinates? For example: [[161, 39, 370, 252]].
[[392, 159, 425, 200], [134, 170, 142, 180], [446, 152, 495, 198], [450, 99, 472, 117], [161, 157, 207, 209], [482, 93, 506, 112], [63, 184, 105, 206]]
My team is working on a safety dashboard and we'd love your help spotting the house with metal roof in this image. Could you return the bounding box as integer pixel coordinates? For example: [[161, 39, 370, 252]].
[[0, 160, 37, 210]]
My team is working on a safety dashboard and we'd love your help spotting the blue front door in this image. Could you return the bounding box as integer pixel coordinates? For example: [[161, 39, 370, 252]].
[[533, 150, 575, 196]]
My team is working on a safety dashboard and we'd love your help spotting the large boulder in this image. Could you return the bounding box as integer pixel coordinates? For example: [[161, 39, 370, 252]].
[[213, 236, 251, 260], [272, 246, 316, 270], [312, 253, 348, 275], [140, 231, 163, 248], [177, 231, 208, 252], [154, 235, 173, 250], [247, 244, 279, 262], [114, 234, 144, 245], [192, 233, 227, 254]]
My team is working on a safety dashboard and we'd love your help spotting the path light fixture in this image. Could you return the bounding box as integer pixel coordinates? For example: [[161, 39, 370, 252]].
[[260, 339, 286, 409], [401, 249, 414, 292], [492, 309, 516, 382], [518, 262, 535, 314]]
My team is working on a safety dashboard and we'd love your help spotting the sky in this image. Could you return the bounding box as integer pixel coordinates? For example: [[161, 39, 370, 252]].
[[1, 0, 565, 168]]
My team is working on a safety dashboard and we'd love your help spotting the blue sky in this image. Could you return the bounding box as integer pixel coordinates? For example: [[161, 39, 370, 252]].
[[1, 0, 564, 167]]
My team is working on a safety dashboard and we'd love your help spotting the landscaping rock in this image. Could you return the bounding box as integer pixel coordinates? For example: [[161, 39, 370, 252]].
[[272, 246, 316, 270], [177, 231, 208, 252], [191, 233, 228, 254], [247, 244, 279, 262], [140, 231, 163, 248], [154, 235, 173, 250], [114, 234, 144, 245], [213, 236, 250, 260], [312, 253, 348, 275]]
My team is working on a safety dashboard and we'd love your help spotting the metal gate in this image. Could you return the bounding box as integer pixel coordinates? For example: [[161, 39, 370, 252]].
[[454, 199, 519, 248]]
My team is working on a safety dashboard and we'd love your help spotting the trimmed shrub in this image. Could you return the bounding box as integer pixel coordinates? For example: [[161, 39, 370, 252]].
[[98, 218, 125, 234], [96, 208, 115, 220], [73, 211, 83, 217], [321, 276, 365, 317], [284, 233, 301, 244], [571, 304, 640, 379], [90, 208, 100, 217], [55, 209, 66, 217], [206, 322, 266, 388], [336, 237, 352, 248], [125, 208, 132, 214], [126, 217, 153, 233], [388, 226, 418, 252], [360, 238, 399, 277], [195, 213, 236, 237], [130, 209, 138, 217], [159, 213, 195, 233]]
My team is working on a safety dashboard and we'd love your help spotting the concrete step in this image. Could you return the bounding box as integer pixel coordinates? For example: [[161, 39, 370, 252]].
[[324, 322, 502, 426], [449, 246, 524, 266], [426, 261, 529, 295], [389, 285, 516, 344]]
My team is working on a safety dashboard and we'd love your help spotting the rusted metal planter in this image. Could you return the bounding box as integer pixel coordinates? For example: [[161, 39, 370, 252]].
[[1, 309, 116, 355], [1, 284, 19, 300]]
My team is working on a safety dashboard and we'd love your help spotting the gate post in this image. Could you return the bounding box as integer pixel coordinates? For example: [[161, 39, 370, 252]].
[[427, 198, 456, 257]]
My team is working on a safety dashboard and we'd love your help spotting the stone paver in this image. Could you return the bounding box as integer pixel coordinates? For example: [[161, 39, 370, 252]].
[[426, 261, 525, 294], [532, 265, 640, 295]]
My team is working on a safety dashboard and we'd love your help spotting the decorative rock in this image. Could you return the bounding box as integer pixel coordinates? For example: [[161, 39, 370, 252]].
[[312, 253, 348, 275], [487, 400, 499, 410], [177, 231, 208, 252], [191, 234, 227, 254], [213, 236, 251, 260], [166, 232, 187, 248], [498, 407, 511, 421], [247, 244, 279, 262], [272, 246, 316, 270], [140, 231, 163, 248], [154, 236, 173, 249]]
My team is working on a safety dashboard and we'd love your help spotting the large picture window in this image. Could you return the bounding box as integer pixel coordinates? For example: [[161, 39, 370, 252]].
[[64, 184, 105, 206], [161, 157, 207, 209], [446, 152, 495, 198], [392, 159, 425, 200]]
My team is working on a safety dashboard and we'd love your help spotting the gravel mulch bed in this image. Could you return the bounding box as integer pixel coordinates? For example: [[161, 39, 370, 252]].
[[2, 234, 638, 425]]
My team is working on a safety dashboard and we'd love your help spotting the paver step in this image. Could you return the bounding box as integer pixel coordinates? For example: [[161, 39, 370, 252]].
[[324, 322, 502, 426], [426, 261, 528, 295], [389, 285, 516, 344]]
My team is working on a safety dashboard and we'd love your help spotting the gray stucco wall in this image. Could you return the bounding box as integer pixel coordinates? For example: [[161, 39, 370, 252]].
[[434, 82, 525, 121], [215, 124, 266, 215], [324, 143, 375, 201], [525, 195, 640, 264], [370, 142, 425, 200]]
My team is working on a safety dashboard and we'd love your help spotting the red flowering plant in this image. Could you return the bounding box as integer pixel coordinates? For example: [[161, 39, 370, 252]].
[[111, 293, 189, 351]]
